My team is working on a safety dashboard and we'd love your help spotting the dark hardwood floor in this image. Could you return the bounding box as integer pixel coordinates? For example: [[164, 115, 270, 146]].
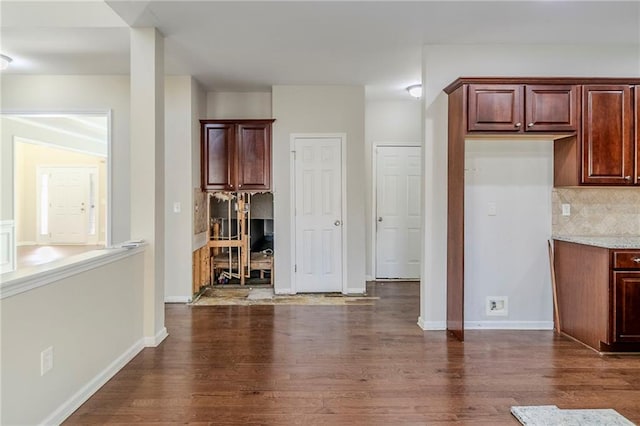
[[65, 282, 640, 425]]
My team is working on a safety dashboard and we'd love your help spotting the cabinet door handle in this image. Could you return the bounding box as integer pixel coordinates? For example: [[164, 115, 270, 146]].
[[632, 257, 640, 263], [527, 122, 534, 127], [514, 122, 522, 128], [624, 176, 631, 181]]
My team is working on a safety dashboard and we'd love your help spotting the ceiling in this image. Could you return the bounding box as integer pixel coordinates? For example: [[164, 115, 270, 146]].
[[1, 1, 639, 100]]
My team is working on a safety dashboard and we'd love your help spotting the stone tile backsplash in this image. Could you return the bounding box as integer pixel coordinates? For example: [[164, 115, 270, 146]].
[[552, 188, 640, 236]]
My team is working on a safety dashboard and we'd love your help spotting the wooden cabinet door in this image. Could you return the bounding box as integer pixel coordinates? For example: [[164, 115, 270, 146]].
[[613, 272, 640, 343], [467, 84, 524, 132], [202, 122, 235, 190], [581, 85, 633, 184], [525, 85, 578, 132], [237, 122, 272, 191], [636, 86, 640, 185]]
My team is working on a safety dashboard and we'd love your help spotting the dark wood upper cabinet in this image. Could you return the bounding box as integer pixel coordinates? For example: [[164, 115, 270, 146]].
[[468, 84, 524, 131], [468, 83, 577, 133], [202, 122, 235, 191], [201, 119, 275, 191], [236, 122, 272, 191], [581, 85, 633, 185], [525, 85, 578, 132]]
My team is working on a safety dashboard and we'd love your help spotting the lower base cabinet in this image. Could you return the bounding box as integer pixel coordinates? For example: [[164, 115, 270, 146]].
[[554, 240, 640, 352]]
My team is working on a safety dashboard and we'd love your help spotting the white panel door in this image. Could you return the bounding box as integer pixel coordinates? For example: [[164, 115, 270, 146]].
[[47, 168, 90, 244], [376, 146, 421, 279], [294, 137, 343, 293]]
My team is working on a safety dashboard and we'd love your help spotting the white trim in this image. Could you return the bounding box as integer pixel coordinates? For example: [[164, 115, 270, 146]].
[[274, 288, 294, 295], [290, 133, 348, 294], [40, 337, 145, 426], [371, 143, 422, 279], [17, 241, 37, 246], [0, 220, 16, 274], [464, 321, 554, 330], [0, 245, 145, 300], [418, 318, 446, 330], [165, 295, 191, 303], [365, 275, 374, 281], [144, 327, 169, 347]]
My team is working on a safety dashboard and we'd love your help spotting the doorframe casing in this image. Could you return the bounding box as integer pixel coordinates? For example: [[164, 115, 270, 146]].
[[371, 142, 422, 280], [290, 133, 348, 294]]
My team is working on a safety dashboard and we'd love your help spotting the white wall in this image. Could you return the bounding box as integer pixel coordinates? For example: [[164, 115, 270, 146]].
[[0, 252, 145, 425], [206, 92, 272, 118], [0, 75, 131, 243], [465, 140, 553, 327], [164, 76, 195, 302], [272, 85, 366, 294], [365, 100, 422, 278], [420, 44, 640, 329]]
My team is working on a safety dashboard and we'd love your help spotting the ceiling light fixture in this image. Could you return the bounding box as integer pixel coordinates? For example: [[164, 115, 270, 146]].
[[406, 84, 422, 99], [0, 54, 13, 70]]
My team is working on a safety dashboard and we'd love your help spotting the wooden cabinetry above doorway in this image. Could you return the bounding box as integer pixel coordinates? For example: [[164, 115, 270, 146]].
[[467, 84, 578, 133], [201, 119, 275, 191], [443, 76, 640, 341]]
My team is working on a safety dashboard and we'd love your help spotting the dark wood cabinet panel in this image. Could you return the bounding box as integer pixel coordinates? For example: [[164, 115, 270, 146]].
[[636, 86, 640, 185], [202, 123, 235, 191], [613, 272, 640, 343], [237, 123, 272, 191], [581, 85, 634, 185], [201, 119, 274, 191], [467, 84, 523, 131], [525, 85, 578, 132], [553, 241, 640, 352]]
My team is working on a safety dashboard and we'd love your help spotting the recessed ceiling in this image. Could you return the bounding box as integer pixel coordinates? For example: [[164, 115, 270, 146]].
[[1, 1, 639, 100]]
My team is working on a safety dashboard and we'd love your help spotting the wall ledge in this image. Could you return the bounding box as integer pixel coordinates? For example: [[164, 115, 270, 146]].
[[0, 245, 146, 300]]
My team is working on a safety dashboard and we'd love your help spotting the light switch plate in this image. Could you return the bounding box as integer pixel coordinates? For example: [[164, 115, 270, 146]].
[[173, 202, 181, 213], [561, 204, 570, 216], [487, 202, 497, 216]]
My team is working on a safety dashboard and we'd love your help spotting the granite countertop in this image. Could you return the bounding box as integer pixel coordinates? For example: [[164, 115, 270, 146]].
[[553, 235, 640, 249]]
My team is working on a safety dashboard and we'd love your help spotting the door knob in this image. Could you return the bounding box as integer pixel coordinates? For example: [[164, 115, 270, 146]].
[[378, 217, 383, 222], [334, 220, 341, 226]]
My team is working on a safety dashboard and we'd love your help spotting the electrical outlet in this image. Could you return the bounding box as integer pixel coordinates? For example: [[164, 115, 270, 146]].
[[486, 297, 508, 316], [41, 346, 53, 376], [487, 202, 497, 216], [173, 202, 181, 213], [561, 204, 571, 216]]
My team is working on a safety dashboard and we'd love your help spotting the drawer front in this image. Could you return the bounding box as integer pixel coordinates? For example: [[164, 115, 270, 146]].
[[613, 251, 640, 269]]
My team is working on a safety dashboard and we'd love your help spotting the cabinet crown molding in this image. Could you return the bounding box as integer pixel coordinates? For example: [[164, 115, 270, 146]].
[[444, 77, 640, 94]]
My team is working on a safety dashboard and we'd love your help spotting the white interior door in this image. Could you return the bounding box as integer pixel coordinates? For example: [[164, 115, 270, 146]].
[[375, 146, 421, 279], [41, 167, 91, 244], [293, 136, 343, 293]]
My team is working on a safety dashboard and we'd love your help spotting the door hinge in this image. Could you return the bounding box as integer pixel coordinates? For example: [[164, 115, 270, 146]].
[[294, 264, 297, 273]]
